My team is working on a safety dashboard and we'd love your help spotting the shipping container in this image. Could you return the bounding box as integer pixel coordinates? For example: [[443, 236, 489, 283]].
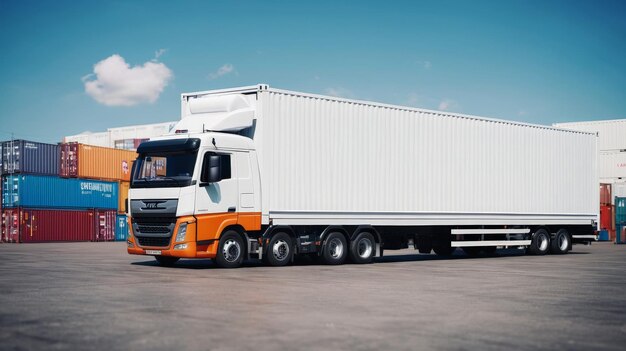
[[612, 183, 626, 204], [2, 208, 94, 242], [118, 181, 129, 213], [1, 208, 117, 243], [2, 175, 118, 209], [599, 151, 626, 181], [600, 183, 612, 205], [94, 209, 116, 241], [60, 143, 136, 181], [616, 197, 626, 243], [554, 119, 626, 152], [600, 204, 614, 232], [116, 214, 129, 241], [1, 140, 60, 176]]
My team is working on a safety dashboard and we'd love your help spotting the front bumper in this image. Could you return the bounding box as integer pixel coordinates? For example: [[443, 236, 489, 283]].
[[127, 216, 218, 259]]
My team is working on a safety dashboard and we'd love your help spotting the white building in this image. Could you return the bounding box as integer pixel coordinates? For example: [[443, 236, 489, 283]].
[[554, 119, 626, 184], [63, 121, 176, 150]]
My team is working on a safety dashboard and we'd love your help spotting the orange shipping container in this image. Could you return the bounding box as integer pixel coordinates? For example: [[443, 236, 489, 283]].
[[118, 181, 130, 213], [60, 143, 137, 181]]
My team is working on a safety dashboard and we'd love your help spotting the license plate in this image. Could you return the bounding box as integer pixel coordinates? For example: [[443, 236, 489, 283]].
[[146, 250, 162, 255]]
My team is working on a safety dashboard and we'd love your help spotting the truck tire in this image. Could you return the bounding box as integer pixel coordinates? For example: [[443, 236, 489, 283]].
[[322, 232, 348, 265], [462, 247, 482, 256], [264, 232, 293, 266], [155, 256, 179, 267], [215, 231, 245, 268], [349, 232, 376, 264], [550, 229, 570, 254], [528, 229, 550, 255]]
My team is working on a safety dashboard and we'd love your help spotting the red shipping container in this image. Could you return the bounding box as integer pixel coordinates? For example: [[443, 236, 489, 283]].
[[94, 209, 116, 241], [600, 205, 614, 232], [1, 208, 118, 243], [600, 183, 612, 205]]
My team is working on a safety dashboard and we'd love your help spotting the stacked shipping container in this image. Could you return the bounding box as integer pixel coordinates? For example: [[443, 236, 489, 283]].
[[599, 183, 614, 241], [1, 139, 135, 243]]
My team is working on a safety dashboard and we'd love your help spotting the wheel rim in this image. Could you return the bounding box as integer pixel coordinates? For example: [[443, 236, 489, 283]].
[[357, 238, 373, 258], [272, 239, 289, 261], [223, 239, 241, 262], [537, 234, 549, 252], [328, 238, 344, 258], [558, 234, 568, 251]]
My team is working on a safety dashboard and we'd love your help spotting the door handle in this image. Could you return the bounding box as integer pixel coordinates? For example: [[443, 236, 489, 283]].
[[228, 207, 236, 213]]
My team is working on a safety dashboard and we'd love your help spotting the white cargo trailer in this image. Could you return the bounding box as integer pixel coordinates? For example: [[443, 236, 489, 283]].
[[127, 84, 598, 268]]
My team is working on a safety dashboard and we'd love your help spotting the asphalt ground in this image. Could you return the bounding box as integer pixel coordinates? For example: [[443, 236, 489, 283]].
[[0, 242, 625, 351]]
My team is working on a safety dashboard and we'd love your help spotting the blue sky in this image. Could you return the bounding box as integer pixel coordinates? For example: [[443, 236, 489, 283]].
[[1, 0, 625, 143]]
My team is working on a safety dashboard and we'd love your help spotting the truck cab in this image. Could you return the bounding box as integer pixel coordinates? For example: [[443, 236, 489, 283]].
[[127, 91, 264, 267]]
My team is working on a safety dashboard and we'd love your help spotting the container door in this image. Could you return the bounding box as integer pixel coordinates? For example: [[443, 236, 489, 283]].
[[21, 209, 35, 243]]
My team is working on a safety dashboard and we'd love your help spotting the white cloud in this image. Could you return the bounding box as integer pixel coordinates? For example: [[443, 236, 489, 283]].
[[438, 99, 457, 111], [518, 110, 527, 116], [208, 63, 235, 79], [83, 54, 173, 106], [153, 48, 167, 61], [325, 87, 355, 99]]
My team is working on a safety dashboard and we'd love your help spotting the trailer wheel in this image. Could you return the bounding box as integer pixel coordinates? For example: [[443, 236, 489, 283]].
[[528, 229, 550, 255], [322, 232, 348, 265], [155, 256, 179, 267], [462, 247, 482, 256], [550, 229, 570, 254], [264, 232, 293, 266], [215, 230, 245, 268], [349, 232, 376, 264]]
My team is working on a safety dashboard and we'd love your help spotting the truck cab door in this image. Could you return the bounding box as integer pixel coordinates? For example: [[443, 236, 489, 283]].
[[195, 150, 238, 243]]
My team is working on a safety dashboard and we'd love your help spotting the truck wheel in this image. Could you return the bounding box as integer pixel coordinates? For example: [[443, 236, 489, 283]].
[[215, 231, 245, 268], [155, 256, 179, 267], [349, 232, 376, 264], [433, 245, 456, 256], [322, 232, 348, 265], [462, 247, 482, 256], [264, 232, 293, 266], [528, 229, 550, 255], [550, 229, 570, 254]]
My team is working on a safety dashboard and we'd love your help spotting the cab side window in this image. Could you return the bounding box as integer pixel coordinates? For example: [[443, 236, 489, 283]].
[[201, 152, 231, 183]]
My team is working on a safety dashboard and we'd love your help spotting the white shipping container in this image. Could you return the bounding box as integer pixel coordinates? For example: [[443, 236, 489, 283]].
[[599, 151, 626, 181], [553, 119, 626, 151], [178, 87, 599, 226]]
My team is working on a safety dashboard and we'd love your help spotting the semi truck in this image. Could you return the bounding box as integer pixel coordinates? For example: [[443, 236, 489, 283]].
[[127, 84, 598, 268]]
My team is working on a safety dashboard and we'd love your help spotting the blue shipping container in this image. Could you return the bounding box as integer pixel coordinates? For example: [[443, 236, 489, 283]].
[[1, 140, 60, 176], [2, 175, 118, 209], [116, 214, 129, 241]]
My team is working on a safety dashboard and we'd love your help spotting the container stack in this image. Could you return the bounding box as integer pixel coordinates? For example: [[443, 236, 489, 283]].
[[1, 139, 136, 243], [599, 183, 614, 241]]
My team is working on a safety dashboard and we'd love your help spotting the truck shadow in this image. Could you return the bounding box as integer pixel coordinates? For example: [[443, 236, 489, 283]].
[[130, 248, 589, 269]]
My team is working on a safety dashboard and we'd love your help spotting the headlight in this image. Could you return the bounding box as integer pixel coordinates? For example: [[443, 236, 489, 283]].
[[175, 223, 187, 243]]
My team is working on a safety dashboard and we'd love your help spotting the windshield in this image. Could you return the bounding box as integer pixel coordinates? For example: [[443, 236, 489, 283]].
[[131, 151, 198, 188]]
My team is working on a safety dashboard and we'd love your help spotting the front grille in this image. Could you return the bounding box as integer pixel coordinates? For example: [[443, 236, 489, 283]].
[[137, 225, 171, 234], [137, 236, 171, 247]]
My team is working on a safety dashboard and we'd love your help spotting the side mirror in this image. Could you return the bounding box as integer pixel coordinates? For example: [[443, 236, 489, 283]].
[[201, 154, 222, 185]]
